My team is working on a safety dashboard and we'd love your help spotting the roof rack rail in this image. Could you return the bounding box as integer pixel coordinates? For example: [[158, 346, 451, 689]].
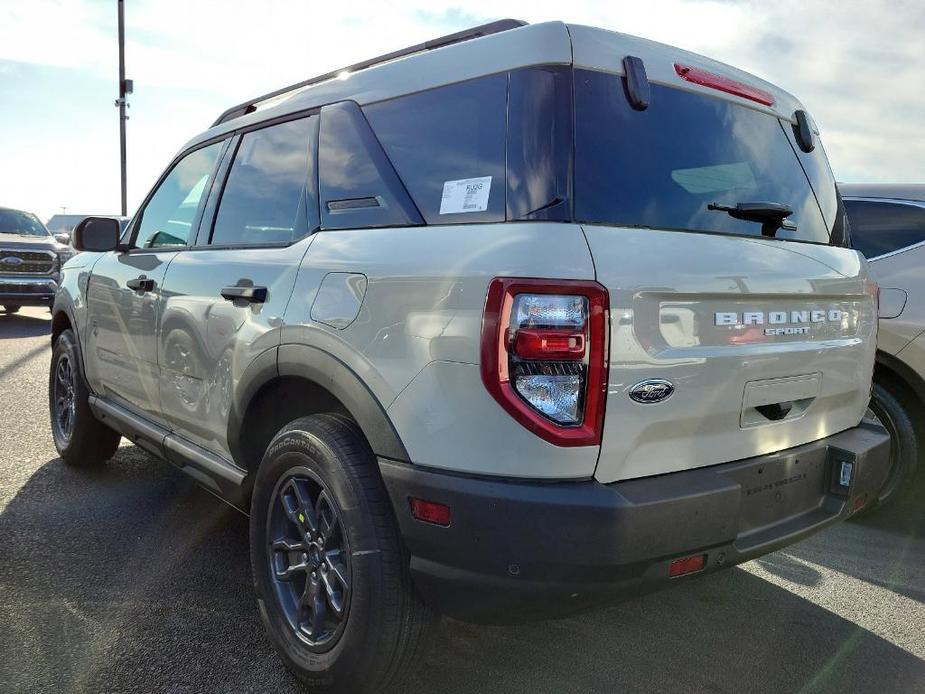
[[211, 18, 528, 127]]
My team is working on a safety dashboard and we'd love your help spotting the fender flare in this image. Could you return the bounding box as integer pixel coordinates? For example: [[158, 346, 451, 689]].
[[876, 349, 925, 406], [229, 343, 410, 465], [51, 293, 92, 390]]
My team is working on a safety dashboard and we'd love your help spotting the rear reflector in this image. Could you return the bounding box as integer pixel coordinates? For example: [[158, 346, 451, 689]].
[[852, 494, 868, 513], [674, 63, 775, 107], [409, 498, 451, 526], [669, 553, 707, 578]]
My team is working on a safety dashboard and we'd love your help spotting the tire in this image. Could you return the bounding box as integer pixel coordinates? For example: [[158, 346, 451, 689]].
[[858, 381, 919, 515], [250, 414, 436, 693], [3, 305, 20, 314], [49, 329, 121, 466]]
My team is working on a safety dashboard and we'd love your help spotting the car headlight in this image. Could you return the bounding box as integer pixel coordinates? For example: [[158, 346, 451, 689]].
[[56, 249, 76, 270]]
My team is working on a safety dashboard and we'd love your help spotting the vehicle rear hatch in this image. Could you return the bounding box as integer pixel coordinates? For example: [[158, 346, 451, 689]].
[[568, 26, 878, 483]]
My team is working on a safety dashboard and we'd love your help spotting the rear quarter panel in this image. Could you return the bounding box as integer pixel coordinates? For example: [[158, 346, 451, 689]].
[[869, 244, 925, 356], [281, 223, 602, 479]]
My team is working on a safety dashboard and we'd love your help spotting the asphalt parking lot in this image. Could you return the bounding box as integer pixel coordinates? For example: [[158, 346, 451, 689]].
[[0, 306, 923, 693]]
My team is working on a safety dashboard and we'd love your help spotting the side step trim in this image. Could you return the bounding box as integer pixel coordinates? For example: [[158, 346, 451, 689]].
[[88, 395, 247, 492], [163, 434, 246, 487]]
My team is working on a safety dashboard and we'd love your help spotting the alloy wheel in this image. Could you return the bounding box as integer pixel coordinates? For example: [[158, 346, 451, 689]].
[[267, 469, 351, 651], [53, 354, 77, 443]]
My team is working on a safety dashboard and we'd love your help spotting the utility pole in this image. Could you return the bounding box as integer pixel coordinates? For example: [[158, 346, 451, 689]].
[[115, 0, 133, 216]]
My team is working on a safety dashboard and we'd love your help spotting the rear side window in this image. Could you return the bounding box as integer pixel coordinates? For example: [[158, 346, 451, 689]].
[[844, 199, 925, 258], [506, 66, 572, 221], [364, 74, 507, 224], [211, 116, 318, 246], [574, 70, 831, 244], [319, 101, 423, 230]]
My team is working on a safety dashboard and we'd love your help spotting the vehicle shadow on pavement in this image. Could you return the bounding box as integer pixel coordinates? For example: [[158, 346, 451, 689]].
[[1, 446, 923, 694], [0, 313, 50, 340]]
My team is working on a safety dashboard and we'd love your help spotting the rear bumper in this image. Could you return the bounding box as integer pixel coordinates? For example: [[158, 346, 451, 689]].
[[379, 421, 890, 624], [0, 275, 58, 306]]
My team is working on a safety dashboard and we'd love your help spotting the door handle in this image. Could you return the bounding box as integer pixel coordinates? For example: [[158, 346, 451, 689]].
[[126, 276, 155, 292], [221, 284, 268, 304]]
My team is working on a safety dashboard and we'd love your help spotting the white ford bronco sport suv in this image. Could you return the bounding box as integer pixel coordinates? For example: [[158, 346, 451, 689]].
[[50, 19, 891, 693]]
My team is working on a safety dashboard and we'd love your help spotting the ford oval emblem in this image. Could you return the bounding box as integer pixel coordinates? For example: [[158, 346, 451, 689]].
[[628, 379, 674, 404], [1, 256, 23, 266]]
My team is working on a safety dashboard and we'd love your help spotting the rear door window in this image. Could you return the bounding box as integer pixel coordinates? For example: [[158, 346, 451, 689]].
[[844, 199, 925, 258], [364, 74, 507, 224], [211, 116, 318, 246], [574, 70, 831, 244]]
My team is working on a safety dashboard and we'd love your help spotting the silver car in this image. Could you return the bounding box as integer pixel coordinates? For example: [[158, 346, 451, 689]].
[[842, 184, 925, 507], [50, 20, 890, 693]]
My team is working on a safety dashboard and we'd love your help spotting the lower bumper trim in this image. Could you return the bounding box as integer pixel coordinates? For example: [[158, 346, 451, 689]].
[[379, 421, 891, 623]]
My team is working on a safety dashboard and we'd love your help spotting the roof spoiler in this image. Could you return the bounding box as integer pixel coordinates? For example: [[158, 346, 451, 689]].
[[211, 18, 528, 128]]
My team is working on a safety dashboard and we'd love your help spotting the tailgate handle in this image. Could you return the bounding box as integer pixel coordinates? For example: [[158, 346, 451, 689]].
[[755, 401, 793, 421]]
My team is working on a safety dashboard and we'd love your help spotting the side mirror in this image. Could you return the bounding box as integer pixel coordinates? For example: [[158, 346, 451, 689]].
[[53, 232, 71, 245], [73, 217, 122, 252]]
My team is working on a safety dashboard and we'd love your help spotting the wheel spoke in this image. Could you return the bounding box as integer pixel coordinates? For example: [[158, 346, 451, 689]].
[[323, 550, 349, 590], [273, 545, 310, 581], [275, 558, 309, 581], [281, 480, 319, 536], [271, 537, 307, 553], [315, 490, 338, 541], [299, 575, 327, 638]]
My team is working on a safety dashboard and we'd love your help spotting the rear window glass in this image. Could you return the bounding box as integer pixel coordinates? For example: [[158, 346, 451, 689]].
[[574, 70, 831, 244], [211, 116, 318, 246], [844, 199, 925, 258], [365, 74, 507, 224]]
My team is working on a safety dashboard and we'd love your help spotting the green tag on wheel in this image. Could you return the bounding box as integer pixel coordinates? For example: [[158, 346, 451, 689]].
[[298, 512, 305, 523]]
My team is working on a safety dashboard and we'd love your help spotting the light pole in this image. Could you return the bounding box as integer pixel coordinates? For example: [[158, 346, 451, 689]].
[[114, 0, 133, 216]]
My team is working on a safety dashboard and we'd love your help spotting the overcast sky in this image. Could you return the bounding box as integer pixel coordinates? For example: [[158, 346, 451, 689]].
[[1, 0, 923, 222]]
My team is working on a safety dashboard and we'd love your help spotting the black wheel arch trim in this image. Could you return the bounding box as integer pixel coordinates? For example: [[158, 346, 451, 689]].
[[229, 343, 410, 466], [876, 349, 925, 406], [51, 294, 91, 391]]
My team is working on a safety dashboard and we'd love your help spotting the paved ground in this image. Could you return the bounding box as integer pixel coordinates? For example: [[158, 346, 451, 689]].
[[1, 306, 924, 693]]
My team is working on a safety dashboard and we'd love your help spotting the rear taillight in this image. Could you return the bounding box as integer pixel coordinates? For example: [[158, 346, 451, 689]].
[[674, 63, 775, 107], [481, 278, 609, 446]]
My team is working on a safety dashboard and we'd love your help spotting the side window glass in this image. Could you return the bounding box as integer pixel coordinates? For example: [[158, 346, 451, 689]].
[[133, 141, 222, 249], [211, 116, 319, 246], [844, 200, 925, 258], [506, 67, 572, 221], [782, 122, 839, 234], [318, 101, 423, 230], [365, 74, 507, 224]]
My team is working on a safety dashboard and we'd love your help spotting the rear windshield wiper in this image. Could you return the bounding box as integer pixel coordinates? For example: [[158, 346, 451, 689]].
[[707, 201, 796, 238]]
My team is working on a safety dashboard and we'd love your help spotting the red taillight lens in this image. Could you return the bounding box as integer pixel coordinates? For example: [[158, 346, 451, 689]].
[[481, 278, 609, 447], [669, 554, 706, 578], [674, 63, 775, 106], [512, 329, 586, 360], [409, 498, 451, 526]]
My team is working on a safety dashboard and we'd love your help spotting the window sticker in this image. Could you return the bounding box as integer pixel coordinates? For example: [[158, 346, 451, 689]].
[[439, 176, 492, 214]]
